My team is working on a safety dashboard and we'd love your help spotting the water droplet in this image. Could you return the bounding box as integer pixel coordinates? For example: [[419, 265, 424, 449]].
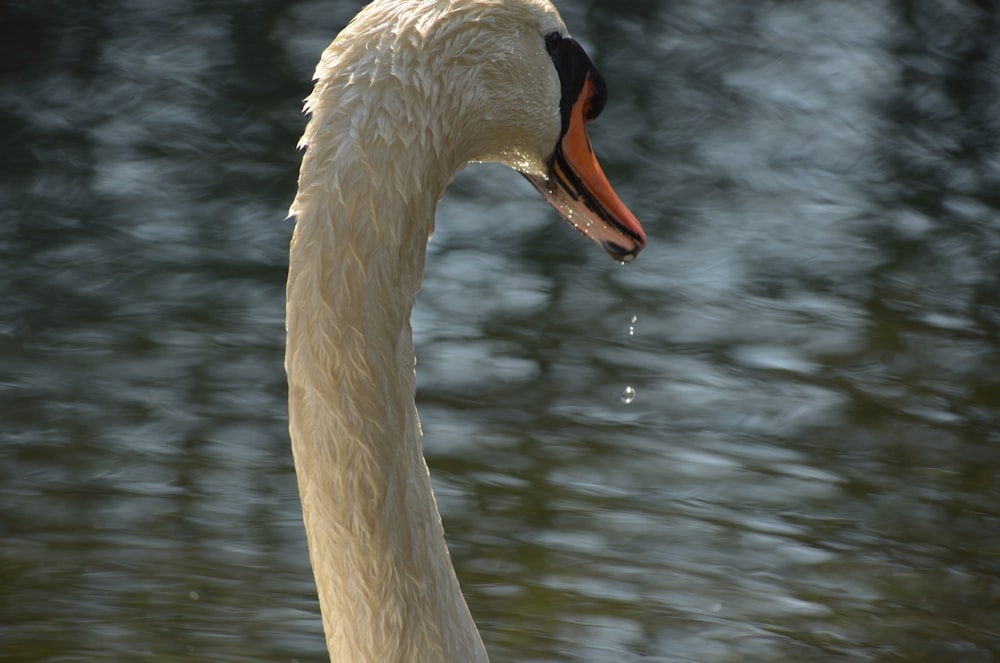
[[621, 385, 636, 404], [628, 315, 638, 337]]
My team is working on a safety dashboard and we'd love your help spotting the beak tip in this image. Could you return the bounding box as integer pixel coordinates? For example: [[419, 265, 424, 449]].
[[601, 239, 642, 263]]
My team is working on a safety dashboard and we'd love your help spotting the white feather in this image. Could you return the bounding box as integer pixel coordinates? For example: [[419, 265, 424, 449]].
[[286, 1, 569, 661]]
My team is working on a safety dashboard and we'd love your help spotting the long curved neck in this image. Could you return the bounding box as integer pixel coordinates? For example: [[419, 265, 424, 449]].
[[285, 80, 487, 662]]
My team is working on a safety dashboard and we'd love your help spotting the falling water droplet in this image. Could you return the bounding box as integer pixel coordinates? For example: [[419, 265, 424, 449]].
[[628, 315, 638, 337], [621, 385, 636, 404]]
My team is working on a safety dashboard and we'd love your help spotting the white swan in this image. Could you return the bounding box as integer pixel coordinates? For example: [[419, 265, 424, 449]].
[[285, 1, 646, 661]]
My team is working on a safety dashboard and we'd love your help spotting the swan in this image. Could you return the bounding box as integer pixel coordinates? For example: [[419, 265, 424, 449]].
[[285, 1, 647, 660]]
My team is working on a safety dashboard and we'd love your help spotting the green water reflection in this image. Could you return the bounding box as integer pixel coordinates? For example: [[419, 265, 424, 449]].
[[1, 0, 998, 661]]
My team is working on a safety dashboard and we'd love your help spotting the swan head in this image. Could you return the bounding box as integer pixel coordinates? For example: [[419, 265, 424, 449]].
[[306, 0, 646, 261]]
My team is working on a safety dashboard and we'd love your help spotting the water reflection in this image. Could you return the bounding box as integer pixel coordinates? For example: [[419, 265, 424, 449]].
[[1, 0, 998, 661]]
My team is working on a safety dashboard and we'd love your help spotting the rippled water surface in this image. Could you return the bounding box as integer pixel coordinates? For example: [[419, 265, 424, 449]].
[[2, 1, 999, 661]]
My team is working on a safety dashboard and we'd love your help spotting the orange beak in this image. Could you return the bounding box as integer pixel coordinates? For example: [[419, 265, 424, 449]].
[[525, 72, 647, 262]]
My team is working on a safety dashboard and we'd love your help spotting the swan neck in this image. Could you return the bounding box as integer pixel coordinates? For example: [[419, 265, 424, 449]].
[[285, 111, 487, 661]]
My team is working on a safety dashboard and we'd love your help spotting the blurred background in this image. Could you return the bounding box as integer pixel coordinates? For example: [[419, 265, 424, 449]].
[[2, 0, 998, 661]]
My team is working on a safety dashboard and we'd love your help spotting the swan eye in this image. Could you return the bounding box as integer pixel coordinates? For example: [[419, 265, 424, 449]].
[[543, 32, 608, 133], [544, 31, 563, 56]]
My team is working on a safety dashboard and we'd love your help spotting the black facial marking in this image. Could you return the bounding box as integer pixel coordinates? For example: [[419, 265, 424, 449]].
[[544, 32, 608, 137]]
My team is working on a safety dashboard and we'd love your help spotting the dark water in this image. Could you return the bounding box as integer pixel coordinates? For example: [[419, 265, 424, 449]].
[[2, 0, 998, 661]]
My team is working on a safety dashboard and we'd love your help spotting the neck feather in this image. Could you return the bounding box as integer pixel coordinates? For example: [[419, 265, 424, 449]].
[[285, 84, 487, 662]]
